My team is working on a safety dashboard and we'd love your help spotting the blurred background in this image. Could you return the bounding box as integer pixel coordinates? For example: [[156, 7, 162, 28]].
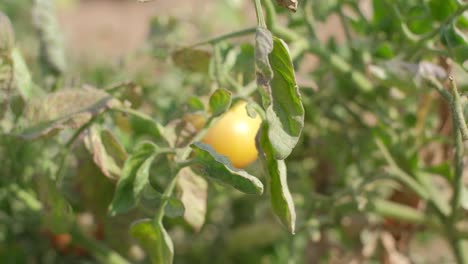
[[1, 0, 465, 263]]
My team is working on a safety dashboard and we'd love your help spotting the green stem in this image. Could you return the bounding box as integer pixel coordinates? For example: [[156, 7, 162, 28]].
[[70, 226, 130, 264], [372, 199, 429, 225], [425, 75, 453, 102], [374, 138, 428, 199], [261, 0, 275, 29], [261, 0, 301, 42], [188, 27, 256, 48], [450, 77, 468, 141], [254, 0, 267, 28]]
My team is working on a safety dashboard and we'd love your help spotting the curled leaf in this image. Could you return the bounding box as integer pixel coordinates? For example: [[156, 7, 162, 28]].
[[85, 126, 128, 180], [276, 0, 298, 12], [209, 88, 232, 117], [190, 142, 264, 195]]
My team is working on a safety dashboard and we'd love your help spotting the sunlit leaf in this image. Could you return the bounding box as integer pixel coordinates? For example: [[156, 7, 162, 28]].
[[265, 37, 304, 160], [190, 142, 264, 195]]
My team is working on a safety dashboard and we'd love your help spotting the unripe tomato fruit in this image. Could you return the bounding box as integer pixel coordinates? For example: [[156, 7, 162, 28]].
[[202, 101, 262, 169]]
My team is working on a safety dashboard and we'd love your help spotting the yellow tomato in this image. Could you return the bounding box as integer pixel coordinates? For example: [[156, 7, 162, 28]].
[[202, 101, 262, 169]]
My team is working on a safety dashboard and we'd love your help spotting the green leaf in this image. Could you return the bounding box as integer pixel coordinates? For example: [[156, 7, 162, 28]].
[[407, 6, 432, 35], [172, 48, 211, 73], [85, 126, 128, 180], [164, 197, 185, 218], [112, 106, 170, 146], [441, 23, 468, 68], [140, 187, 185, 218], [259, 124, 296, 234], [20, 86, 119, 139], [187, 96, 205, 112], [131, 219, 174, 264], [428, 0, 458, 21], [176, 167, 208, 231], [209, 88, 232, 117], [441, 23, 468, 48], [190, 142, 264, 195], [265, 37, 304, 160], [109, 142, 157, 215], [255, 27, 274, 87]]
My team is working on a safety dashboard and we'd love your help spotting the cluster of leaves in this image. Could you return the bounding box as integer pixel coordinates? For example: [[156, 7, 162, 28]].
[[3, 0, 468, 263]]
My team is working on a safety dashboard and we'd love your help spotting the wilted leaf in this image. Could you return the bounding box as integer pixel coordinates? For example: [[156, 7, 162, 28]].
[[265, 37, 304, 160], [190, 142, 264, 195], [176, 167, 207, 231], [172, 48, 211, 73], [85, 126, 128, 180], [259, 124, 296, 234], [131, 219, 174, 264], [21, 86, 119, 140], [0, 12, 14, 54], [209, 88, 231, 117], [276, 0, 298, 12], [109, 142, 157, 215], [255, 27, 274, 87]]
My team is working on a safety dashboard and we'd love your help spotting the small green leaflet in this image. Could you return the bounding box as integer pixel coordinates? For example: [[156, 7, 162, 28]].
[[131, 219, 174, 264]]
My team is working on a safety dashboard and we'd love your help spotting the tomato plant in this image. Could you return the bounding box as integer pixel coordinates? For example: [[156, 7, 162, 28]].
[[3, 0, 468, 263]]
